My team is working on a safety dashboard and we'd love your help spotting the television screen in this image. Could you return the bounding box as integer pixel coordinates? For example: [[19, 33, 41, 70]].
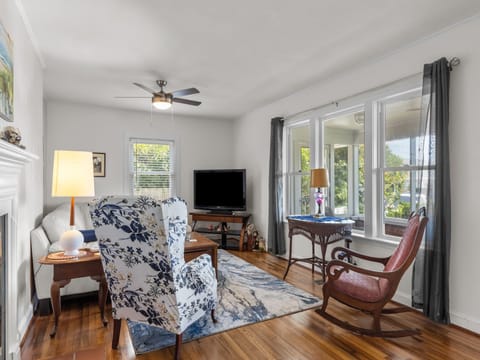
[[194, 169, 246, 212]]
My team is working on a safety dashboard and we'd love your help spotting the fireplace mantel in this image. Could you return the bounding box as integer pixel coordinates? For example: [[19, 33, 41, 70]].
[[0, 140, 38, 359], [0, 140, 38, 170]]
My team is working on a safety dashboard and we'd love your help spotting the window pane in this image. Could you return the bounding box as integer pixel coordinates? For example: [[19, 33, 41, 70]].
[[288, 174, 311, 215], [286, 123, 311, 215], [384, 96, 421, 167], [383, 169, 428, 236], [131, 141, 174, 200], [324, 111, 365, 231]]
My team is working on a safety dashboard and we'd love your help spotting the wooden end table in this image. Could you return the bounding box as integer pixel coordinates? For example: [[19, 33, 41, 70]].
[[38, 249, 108, 337], [185, 232, 219, 276]]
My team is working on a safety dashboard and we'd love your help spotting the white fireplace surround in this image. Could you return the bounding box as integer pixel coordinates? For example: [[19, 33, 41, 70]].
[[0, 141, 37, 359]]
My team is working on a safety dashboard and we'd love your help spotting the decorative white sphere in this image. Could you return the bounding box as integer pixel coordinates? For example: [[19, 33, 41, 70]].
[[60, 227, 84, 256]]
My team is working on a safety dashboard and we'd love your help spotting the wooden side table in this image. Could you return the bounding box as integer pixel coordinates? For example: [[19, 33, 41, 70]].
[[185, 232, 219, 278], [283, 216, 354, 282], [190, 212, 250, 250], [38, 249, 108, 337]]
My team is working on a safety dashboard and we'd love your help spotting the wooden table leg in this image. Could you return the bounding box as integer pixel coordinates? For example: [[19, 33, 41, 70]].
[[92, 275, 108, 326], [50, 279, 70, 337]]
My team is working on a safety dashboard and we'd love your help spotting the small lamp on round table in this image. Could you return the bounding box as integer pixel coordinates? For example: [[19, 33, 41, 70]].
[[310, 168, 329, 217], [52, 150, 95, 256]]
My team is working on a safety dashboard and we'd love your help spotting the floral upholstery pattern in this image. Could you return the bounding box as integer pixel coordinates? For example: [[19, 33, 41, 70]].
[[89, 196, 217, 335]]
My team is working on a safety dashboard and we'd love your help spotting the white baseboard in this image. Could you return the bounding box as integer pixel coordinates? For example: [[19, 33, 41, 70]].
[[11, 304, 34, 360], [393, 290, 480, 334], [450, 311, 480, 334]]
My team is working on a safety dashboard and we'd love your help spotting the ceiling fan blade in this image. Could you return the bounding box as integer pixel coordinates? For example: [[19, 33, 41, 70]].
[[172, 97, 201, 106], [114, 96, 151, 98], [170, 88, 199, 97], [133, 82, 156, 94]]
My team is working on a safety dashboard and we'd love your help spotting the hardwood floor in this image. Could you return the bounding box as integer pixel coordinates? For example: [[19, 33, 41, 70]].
[[21, 250, 480, 359]]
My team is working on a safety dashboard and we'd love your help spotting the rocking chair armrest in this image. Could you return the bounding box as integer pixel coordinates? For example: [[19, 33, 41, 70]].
[[331, 246, 390, 265], [326, 259, 398, 281]]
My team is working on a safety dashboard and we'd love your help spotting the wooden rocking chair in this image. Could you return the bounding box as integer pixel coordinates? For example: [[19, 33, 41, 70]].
[[317, 208, 428, 337]]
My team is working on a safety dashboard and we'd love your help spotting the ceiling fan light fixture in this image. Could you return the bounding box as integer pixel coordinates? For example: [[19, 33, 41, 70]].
[[152, 94, 172, 110]]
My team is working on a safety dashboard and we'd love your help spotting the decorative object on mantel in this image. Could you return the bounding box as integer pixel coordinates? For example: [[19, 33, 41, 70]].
[[92, 152, 106, 177], [0, 126, 25, 149], [52, 150, 95, 256], [310, 168, 329, 217], [0, 21, 13, 122]]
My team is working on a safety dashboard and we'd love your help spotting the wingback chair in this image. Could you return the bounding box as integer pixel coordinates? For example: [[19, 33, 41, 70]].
[[89, 196, 217, 359], [317, 208, 428, 337]]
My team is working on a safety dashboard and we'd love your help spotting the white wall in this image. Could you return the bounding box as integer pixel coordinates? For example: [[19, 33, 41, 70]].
[[45, 100, 235, 212], [0, 0, 44, 352], [233, 15, 480, 333]]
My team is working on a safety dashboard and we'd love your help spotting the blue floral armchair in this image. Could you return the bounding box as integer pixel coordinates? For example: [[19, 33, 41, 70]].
[[89, 196, 217, 359]]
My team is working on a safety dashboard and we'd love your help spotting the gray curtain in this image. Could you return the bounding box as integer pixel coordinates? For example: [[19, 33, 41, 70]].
[[268, 117, 286, 255], [412, 57, 451, 323]]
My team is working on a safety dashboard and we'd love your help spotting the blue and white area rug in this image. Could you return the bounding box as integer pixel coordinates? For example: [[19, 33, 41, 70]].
[[128, 249, 322, 354]]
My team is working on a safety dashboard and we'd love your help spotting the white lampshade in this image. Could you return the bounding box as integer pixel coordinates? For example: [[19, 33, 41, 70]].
[[52, 150, 95, 197]]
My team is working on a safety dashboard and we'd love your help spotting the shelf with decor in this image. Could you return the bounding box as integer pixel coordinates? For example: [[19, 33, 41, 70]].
[[189, 212, 250, 251]]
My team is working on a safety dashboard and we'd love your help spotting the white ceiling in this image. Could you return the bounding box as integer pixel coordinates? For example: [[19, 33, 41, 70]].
[[20, 0, 480, 120]]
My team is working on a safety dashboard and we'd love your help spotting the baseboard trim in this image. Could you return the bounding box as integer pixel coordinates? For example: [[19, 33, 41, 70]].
[[450, 311, 480, 334], [14, 304, 34, 359]]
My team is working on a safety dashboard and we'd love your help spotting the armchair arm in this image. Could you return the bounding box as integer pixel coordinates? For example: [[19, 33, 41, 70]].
[[326, 259, 398, 281], [181, 254, 216, 287], [31, 226, 51, 274], [331, 246, 390, 265]]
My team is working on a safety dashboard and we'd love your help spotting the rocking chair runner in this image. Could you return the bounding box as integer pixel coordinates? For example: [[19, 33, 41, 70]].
[[317, 208, 428, 337]]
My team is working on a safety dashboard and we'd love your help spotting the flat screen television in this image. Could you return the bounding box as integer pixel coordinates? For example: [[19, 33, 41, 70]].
[[194, 169, 246, 213]]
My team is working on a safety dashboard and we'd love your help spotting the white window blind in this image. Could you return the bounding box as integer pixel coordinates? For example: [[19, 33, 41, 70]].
[[129, 138, 176, 200]]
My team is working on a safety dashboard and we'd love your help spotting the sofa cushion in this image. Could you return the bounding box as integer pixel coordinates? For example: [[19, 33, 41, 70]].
[[80, 229, 97, 243]]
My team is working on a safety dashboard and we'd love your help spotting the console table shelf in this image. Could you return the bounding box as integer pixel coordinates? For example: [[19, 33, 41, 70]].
[[190, 212, 250, 251]]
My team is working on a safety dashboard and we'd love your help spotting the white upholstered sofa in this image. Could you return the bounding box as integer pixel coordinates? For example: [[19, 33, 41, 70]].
[[31, 202, 100, 314]]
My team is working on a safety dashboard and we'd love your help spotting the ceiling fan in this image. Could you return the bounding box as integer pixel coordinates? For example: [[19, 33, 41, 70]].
[[116, 80, 201, 110]]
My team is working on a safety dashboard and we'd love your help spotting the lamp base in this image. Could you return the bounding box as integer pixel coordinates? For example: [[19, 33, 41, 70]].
[[60, 227, 84, 256], [313, 213, 324, 218]]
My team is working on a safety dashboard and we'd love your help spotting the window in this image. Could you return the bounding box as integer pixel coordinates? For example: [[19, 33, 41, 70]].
[[284, 76, 427, 239], [129, 138, 176, 200], [379, 93, 425, 236], [323, 109, 365, 231], [285, 122, 311, 215]]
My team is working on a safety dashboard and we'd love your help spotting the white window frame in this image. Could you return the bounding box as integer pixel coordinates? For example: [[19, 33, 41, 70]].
[[283, 74, 424, 241], [284, 120, 312, 215], [128, 138, 177, 199]]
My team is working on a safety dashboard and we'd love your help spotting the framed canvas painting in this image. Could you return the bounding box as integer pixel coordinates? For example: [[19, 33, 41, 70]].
[[0, 22, 13, 122], [92, 152, 106, 177]]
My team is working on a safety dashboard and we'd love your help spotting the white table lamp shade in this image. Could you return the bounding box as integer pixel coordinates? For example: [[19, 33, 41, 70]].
[[52, 150, 95, 197], [51, 150, 95, 256]]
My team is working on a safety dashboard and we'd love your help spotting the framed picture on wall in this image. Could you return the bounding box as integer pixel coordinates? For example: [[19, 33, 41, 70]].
[[92, 152, 106, 177], [0, 21, 14, 122]]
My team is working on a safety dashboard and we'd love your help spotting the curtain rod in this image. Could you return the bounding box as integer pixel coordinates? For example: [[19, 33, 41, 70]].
[[448, 57, 460, 70], [283, 57, 461, 121]]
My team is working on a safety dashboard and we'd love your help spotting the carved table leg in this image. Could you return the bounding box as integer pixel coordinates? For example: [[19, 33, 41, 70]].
[[50, 279, 70, 337], [92, 275, 109, 326]]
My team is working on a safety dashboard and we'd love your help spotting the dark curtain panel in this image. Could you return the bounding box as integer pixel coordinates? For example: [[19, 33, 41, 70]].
[[412, 57, 451, 323], [268, 117, 286, 255]]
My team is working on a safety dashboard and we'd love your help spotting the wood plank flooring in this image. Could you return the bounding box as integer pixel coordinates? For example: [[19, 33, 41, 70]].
[[21, 250, 480, 359]]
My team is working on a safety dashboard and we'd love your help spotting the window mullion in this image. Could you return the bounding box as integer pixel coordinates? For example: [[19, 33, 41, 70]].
[[363, 101, 376, 237]]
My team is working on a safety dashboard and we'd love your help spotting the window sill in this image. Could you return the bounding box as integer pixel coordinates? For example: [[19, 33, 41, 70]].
[[351, 232, 400, 247]]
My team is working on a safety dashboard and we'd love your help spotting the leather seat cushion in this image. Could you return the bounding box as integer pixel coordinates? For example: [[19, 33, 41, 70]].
[[330, 266, 386, 303]]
